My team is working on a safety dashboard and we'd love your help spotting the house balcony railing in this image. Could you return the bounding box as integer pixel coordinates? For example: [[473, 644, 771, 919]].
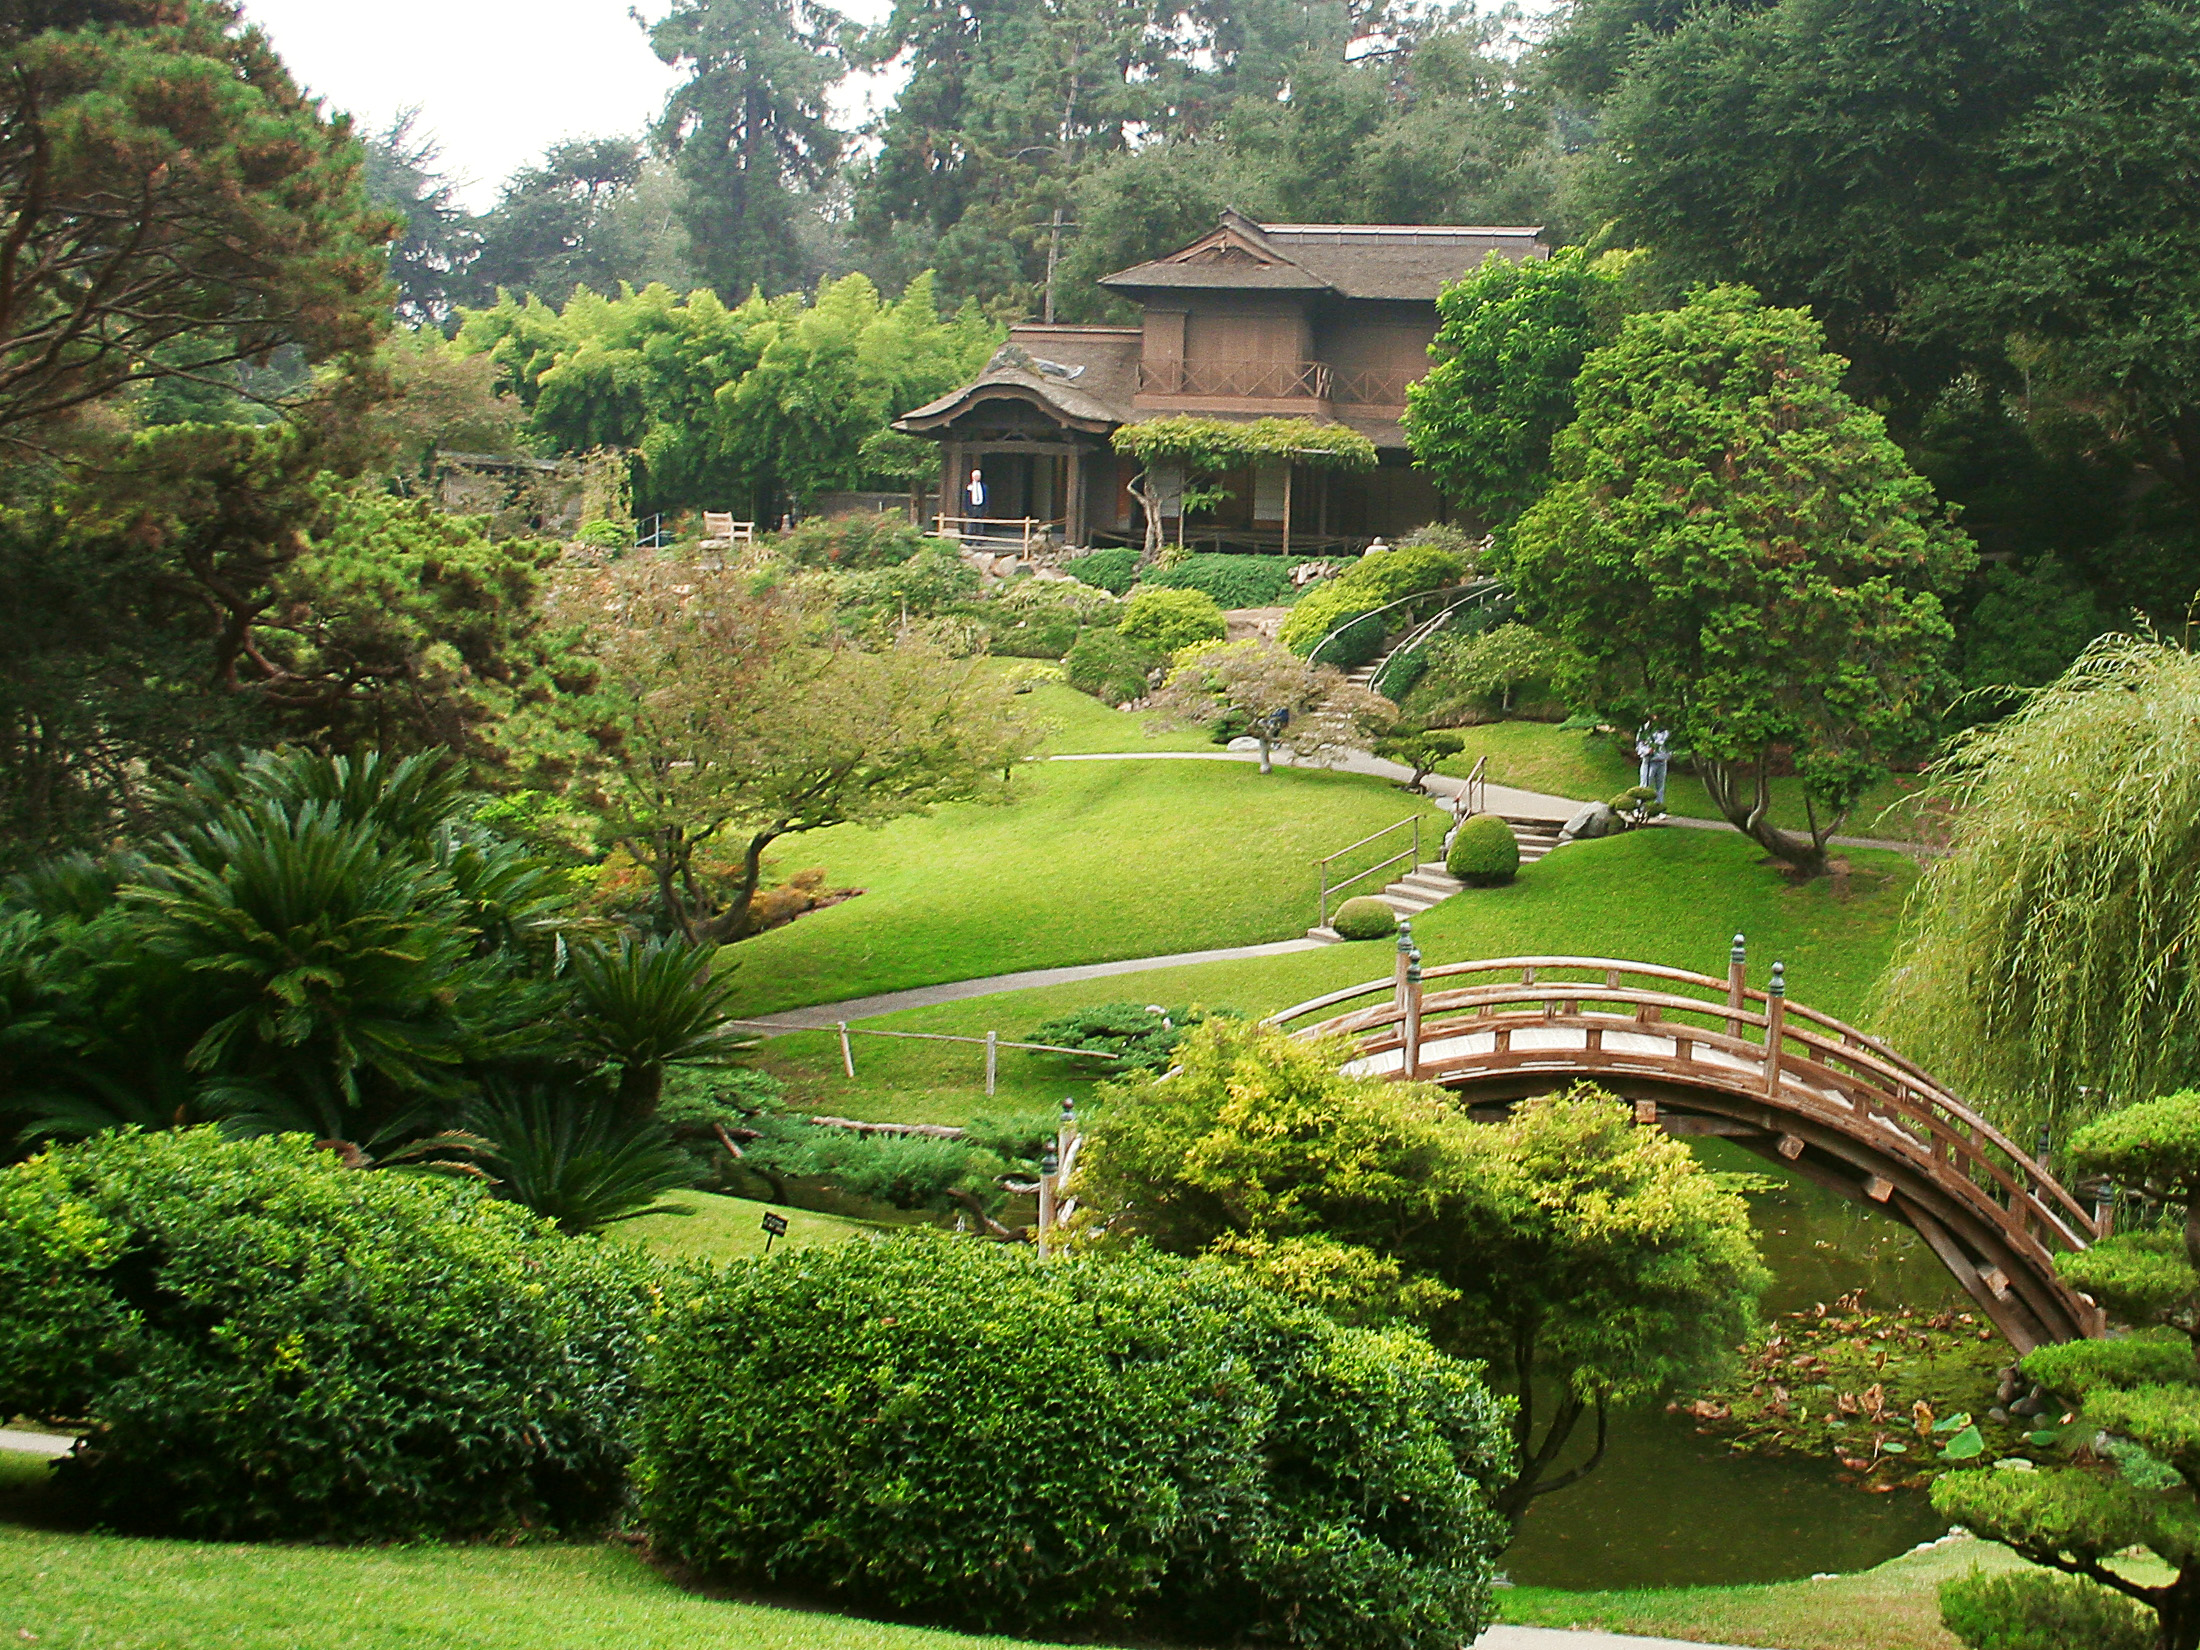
[[1329, 366, 1420, 407], [1138, 361, 1333, 400], [1135, 361, 1424, 406]]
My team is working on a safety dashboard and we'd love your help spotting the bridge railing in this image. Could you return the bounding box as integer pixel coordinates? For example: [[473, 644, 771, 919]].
[[1269, 953, 2100, 1262]]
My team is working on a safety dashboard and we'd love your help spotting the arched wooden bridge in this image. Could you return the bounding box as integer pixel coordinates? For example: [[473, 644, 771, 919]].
[[1269, 938, 2106, 1352]]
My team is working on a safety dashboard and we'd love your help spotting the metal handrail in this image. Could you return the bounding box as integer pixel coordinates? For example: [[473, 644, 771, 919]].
[[1367, 583, 1515, 698], [1316, 814, 1422, 929], [1463, 754, 1487, 816], [1306, 579, 1504, 669]]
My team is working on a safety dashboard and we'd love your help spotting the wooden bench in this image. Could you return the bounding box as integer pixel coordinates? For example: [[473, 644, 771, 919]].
[[700, 511, 756, 550]]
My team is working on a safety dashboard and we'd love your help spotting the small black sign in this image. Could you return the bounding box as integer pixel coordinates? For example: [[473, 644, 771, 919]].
[[760, 1211, 790, 1237]]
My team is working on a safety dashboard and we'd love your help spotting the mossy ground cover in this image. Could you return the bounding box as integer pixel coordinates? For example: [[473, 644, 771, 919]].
[[727, 755, 1447, 1018], [1432, 719, 1938, 841], [747, 827, 1916, 1126]]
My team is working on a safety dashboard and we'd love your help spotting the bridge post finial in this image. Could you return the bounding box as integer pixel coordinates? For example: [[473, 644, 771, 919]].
[[1393, 919, 1415, 1010], [1763, 963, 1787, 1097], [1731, 932, 1747, 965]]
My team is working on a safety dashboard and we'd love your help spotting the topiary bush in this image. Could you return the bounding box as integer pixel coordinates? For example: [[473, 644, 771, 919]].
[[1063, 628, 1163, 703], [1143, 553, 1296, 609], [1332, 896, 1400, 940], [1119, 584, 1228, 653], [0, 1129, 661, 1541], [1063, 546, 1140, 594], [774, 513, 933, 570], [1939, 1569, 2155, 1650], [1446, 813, 1520, 886], [637, 1234, 1510, 1649]]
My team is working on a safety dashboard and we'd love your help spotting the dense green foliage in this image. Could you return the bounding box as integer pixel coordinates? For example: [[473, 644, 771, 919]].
[[1405, 247, 1638, 526], [1879, 638, 2200, 1137], [0, 1130, 660, 1540], [1446, 813, 1519, 885], [1279, 545, 1473, 667], [456, 274, 996, 518], [0, 0, 392, 450], [1939, 1568, 2157, 1650], [1332, 895, 1399, 940], [1501, 287, 1973, 876], [1062, 627, 1163, 703], [1026, 1000, 1233, 1074], [1062, 547, 1141, 595], [1142, 553, 1298, 610], [637, 1233, 1512, 1647], [1930, 1088, 2200, 1650], [1075, 1025, 1767, 1530], [1118, 585, 1227, 653], [771, 514, 932, 570]]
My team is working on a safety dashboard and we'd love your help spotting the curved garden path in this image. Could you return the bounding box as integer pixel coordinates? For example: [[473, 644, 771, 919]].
[[745, 749, 1926, 1032]]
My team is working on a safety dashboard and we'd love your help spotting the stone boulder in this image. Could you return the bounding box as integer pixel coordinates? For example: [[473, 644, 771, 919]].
[[1556, 800, 1619, 845]]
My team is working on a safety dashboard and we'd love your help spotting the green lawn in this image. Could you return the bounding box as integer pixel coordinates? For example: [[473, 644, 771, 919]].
[[1004, 668, 1213, 755], [0, 1455, 1021, 1650], [729, 757, 1447, 1017], [1435, 719, 1938, 842], [749, 827, 1917, 1125], [609, 1190, 883, 1266]]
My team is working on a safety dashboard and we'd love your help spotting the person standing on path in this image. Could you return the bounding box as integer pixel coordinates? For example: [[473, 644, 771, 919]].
[[1636, 721, 1671, 807]]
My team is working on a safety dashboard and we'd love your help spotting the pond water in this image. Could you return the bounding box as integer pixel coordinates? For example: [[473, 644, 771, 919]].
[[1502, 1140, 1972, 1591]]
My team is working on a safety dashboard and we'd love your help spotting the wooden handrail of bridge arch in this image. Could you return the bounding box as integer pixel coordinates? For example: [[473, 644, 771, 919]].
[[1270, 953, 2105, 1351]]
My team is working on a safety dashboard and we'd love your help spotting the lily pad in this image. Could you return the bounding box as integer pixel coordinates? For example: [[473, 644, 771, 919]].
[[1940, 1424, 1986, 1461], [1934, 1411, 1973, 1433]]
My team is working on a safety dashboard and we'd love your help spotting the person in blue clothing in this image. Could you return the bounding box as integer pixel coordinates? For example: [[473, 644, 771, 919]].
[[1635, 720, 1671, 806]]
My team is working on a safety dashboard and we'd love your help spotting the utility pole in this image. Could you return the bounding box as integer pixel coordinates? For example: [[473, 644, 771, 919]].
[[1043, 205, 1067, 324]]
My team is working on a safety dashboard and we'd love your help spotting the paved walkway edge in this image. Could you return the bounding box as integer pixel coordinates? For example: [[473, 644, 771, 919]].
[[0, 1428, 75, 1458], [738, 938, 1329, 1031]]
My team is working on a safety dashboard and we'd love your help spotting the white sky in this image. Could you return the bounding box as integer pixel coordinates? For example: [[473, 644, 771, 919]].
[[236, 0, 892, 212]]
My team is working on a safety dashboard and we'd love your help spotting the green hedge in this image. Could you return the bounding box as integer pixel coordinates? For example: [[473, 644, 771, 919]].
[[1144, 554, 1297, 609], [1333, 896, 1400, 939], [637, 1234, 1510, 1649], [0, 1129, 660, 1541], [1446, 813, 1520, 886], [1063, 547, 1140, 594], [1063, 628, 1163, 703]]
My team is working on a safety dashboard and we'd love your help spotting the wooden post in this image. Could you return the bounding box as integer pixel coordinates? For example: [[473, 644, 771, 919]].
[[1726, 932, 1746, 1040], [1403, 953, 1424, 1080], [1065, 446, 1084, 546], [1764, 962, 1786, 1098], [985, 1030, 998, 1097], [839, 1021, 855, 1078], [1281, 463, 1293, 561], [1036, 1156, 1057, 1258], [2095, 1180, 2117, 1240], [1393, 918, 1415, 1017]]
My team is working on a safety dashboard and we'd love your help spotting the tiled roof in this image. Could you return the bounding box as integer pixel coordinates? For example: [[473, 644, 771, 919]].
[[895, 328, 1140, 433], [1101, 210, 1543, 301]]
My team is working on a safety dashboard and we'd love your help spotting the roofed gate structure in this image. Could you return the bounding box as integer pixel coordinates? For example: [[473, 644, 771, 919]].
[[895, 210, 1545, 552]]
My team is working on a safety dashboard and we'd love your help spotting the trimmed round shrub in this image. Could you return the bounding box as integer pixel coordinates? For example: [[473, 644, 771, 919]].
[[1333, 896, 1400, 940], [1119, 584, 1227, 653], [638, 1234, 1510, 1649], [1063, 546, 1140, 594], [1939, 1569, 2155, 1650], [1143, 553, 1295, 609], [0, 1129, 661, 1541], [1446, 812, 1520, 885], [774, 514, 931, 570], [1063, 627, 1163, 703]]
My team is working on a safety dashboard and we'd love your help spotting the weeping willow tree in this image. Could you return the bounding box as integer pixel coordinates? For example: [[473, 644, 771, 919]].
[[1878, 634, 2200, 1142]]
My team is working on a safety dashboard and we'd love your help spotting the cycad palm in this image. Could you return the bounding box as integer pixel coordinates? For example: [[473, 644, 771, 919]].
[[567, 935, 740, 1119]]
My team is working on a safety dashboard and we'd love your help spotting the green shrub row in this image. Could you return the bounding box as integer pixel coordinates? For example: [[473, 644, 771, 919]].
[[1119, 585, 1228, 652], [636, 1233, 1511, 1648], [773, 514, 936, 570], [1063, 628, 1163, 703], [1062, 546, 1140, 593], [0, 1130, 659, 1542]]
